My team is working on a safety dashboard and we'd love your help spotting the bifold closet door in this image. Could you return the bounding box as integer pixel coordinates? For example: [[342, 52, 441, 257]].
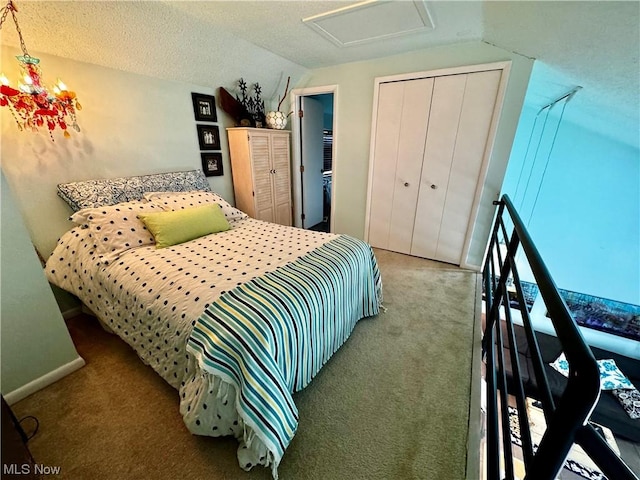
[[367, 68, 502, 264], [368, 78, 434, 254], [411, 70, 501, 263]]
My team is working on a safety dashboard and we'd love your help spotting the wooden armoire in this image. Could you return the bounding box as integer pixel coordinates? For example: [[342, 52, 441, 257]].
[[366, 63, 509, 266], [227, 127, 292, 226]]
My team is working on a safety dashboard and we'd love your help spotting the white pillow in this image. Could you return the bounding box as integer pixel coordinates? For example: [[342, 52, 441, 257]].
[[143, 191, 247, 221], [70, 200, 163, 264], [550, 352, 636, 391]]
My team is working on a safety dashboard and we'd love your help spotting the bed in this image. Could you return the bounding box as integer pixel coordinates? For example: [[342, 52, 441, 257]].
[[45, 170, 382, 478]]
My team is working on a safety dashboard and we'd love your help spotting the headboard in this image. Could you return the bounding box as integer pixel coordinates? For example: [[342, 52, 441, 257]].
[[57, 169, 211, 212]]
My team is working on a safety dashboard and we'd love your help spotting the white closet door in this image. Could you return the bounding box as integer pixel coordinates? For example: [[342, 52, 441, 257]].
[[368, 78, 433, 253], [411, 70, 501, 263], [368, 82, 404, 249], [436, 70, 501, 263], [388, 78, 433, 253], [411, 74, 467, 259]]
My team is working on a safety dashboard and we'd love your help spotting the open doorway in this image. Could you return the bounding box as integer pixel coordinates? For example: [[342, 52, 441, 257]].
[[291, 86, 337, 232]]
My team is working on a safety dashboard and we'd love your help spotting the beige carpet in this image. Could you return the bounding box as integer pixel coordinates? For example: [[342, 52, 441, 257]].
[[12, 248, 480, 480]]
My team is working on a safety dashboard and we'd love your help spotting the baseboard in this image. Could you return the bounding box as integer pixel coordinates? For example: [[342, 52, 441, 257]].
[[62, 305, 83, 320], [4, 356, 86, 405], [466, 270, 484, 480], [460, 260, 482, 272]]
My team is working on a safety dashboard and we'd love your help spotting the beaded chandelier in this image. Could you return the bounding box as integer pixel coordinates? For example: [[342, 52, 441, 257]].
[[0, 0, 81, 140]]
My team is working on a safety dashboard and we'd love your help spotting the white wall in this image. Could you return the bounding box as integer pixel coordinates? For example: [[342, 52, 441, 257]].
[[299, 41, 534, 268], [1, 45, 307, 258], [0, 43, 307, 397], [502, 104, 640, 305], [1, 172, 84, 400]]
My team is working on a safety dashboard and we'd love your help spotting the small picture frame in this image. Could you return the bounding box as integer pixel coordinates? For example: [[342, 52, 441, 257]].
[[196, 124, 221, 150], [201, 152, 224, 177], [191, 92, 217, 122]]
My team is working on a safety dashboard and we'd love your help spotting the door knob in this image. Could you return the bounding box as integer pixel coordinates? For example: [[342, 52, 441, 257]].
[[431, 184, 437, 190]]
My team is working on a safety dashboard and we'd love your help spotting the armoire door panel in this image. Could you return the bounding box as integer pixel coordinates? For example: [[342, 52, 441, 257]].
[[388, 78, 434, 254], [273, 175, 291, 205], [271, 133, 292, 226], [250, 135, 271, 169], [275, 203, 292, 226], [249, 134, 275, 222], [436, 70, 501, 263], [411, 74, 467, 259], [254, 173, 275, 220], [256, 205, 275, 223], [368, 81, 405, 249]]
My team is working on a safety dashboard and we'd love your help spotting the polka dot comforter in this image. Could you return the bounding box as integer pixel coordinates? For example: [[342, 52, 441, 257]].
[[46, 215, 382, 478]]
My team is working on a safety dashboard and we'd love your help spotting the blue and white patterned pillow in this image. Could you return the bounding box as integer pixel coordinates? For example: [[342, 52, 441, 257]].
[[598, 358, 635, 390], [612, 388, 640, 419], [57, 170, 211, 212], [550, 353, 635, 390]]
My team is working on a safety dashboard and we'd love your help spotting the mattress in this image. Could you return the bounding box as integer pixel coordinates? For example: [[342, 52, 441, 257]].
[[46, 208, 382, 476]]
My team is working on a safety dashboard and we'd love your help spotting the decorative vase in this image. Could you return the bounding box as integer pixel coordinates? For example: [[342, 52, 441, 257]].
[[265, 111, 287, 130]]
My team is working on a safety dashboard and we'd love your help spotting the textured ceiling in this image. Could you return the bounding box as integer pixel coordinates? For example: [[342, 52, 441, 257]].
[[483, 1, 639, 148], [1, 1, 638, 147], [163, 1, 484, 67]]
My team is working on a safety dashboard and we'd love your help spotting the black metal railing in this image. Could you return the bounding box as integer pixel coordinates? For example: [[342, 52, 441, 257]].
[[482, 194, 638, 480]]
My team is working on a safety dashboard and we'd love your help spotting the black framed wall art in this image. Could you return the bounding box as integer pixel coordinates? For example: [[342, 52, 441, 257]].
[[191, 92, 217, 122], [201, 152, 224, 177], [197, 124, 221, 150]]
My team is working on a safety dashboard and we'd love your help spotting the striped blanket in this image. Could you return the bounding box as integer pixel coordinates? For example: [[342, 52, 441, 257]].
[[186, 235, 382, 474]]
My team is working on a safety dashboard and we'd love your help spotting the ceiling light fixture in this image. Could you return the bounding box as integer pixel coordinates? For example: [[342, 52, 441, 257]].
[[0, 0, 81, 140]]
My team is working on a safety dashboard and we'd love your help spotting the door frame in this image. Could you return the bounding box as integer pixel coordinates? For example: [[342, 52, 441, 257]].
[[290, 85, 338, 230], [364, 61, 511, 269]]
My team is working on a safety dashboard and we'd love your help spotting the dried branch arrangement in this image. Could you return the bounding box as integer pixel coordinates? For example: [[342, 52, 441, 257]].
[[276, 76, 290, 112]]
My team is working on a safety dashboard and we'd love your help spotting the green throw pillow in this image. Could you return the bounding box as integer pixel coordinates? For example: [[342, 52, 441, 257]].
[[138, 204, 230, 248]]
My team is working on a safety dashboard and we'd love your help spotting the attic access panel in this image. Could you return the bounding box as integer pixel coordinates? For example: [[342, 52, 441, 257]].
[[303, 0, 435, 47]]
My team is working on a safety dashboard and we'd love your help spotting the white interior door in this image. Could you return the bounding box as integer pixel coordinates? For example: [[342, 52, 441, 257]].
[[300, 96, 324, 228]]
